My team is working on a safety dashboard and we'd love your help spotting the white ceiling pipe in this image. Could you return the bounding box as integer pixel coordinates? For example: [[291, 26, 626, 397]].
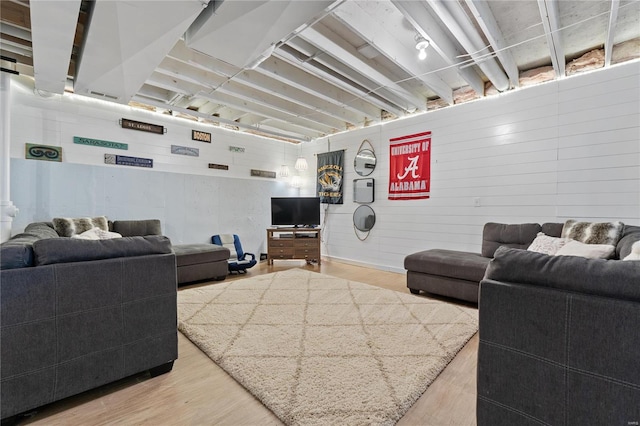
[[426, 0, 510, 91], [604, 0, 620, 66]]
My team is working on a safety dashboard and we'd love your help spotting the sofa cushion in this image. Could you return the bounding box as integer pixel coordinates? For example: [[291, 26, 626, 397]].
[[485, 247, 640, 303], [52, 216, 108, 237], [541, 222, 563, 238], [561, 220, 624, 246], [24, 222, 60, 239], [404, 249, 491, 282], [554, 240, 615, 259], [617, 225, 640, 260], [33, 235, 172, 266], [111, 220, 162, 237], [481, 223, 542, 258], [527, 232, 568, 255], [623, 241, 640, 261], [173, 244, 230, 267]]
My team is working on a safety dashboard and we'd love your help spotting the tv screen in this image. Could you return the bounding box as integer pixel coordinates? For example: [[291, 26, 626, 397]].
[[271, 197, 320, 227]]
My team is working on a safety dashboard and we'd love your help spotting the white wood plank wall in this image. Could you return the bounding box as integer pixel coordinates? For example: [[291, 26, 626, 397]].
[[305, 61, 640, 272]]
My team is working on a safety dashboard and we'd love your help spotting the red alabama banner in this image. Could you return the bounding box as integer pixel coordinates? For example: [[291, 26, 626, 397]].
[[388, 131, 431, 200]]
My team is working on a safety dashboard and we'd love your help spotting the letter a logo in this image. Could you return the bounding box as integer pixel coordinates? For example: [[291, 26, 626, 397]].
[[397, 155, 420, 180]]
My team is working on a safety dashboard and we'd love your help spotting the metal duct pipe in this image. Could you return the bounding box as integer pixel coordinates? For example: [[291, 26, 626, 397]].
[[427, 0, 510, 91]]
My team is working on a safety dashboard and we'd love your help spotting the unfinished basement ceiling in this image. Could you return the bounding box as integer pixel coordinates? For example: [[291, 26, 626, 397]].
[[1, 0, 639, 143]]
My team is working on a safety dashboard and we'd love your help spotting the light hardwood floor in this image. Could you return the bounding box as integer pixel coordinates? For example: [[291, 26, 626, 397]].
[[24, 259, 478, 426]]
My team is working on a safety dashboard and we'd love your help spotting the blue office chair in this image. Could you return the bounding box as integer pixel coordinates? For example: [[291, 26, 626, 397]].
[[212, 234, 257, 273]]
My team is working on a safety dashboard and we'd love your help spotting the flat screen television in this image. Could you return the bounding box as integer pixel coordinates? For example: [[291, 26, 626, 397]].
[[271, 197, 321, 227]]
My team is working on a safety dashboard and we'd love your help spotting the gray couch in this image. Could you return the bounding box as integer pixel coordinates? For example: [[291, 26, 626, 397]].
[[477, 245, 640, 424], [0, 222, 178, 421], [404, 222, 564, 303], [110, 220, 230, 284]]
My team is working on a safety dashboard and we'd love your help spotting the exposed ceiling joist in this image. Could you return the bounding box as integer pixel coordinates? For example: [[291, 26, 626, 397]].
[[391, 0, 486, 96], [464, 0, 520, 88], [332, 1, 454, 105], [537, 0, 565, 77], [196, 89, 333, 135], [29, 0, 81, 94], [426, 0, 509, 91], [257, 54, 383, 119], [3, 0, 639, 143], [280, 40, 405, 117], [298, 24, 426, 111]]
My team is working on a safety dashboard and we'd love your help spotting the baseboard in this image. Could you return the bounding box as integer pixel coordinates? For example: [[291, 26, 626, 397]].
[[322, 255, 405, 274]]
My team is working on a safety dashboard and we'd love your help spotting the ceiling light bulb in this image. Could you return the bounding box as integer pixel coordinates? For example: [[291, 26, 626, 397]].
[[418, 48, 427, 61]]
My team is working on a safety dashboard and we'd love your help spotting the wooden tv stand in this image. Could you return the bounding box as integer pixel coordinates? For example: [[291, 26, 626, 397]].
[[267, 227, 321, 265]]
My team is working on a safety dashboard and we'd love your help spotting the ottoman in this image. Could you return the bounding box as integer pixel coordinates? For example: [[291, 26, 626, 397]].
[[173, 244, 230, 285]]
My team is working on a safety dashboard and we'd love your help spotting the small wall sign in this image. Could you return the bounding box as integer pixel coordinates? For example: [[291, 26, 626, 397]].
[[192, 130, 211, 143], [208, 163, 229, 170], [251, 169, 276, 178], [120, 118, 165, 134], [25, 143, 62, 162], [74, 136, 128, 150], [171, 145, 199, 157], [104, 154, 153, 168], [229, 146, 245, 153]]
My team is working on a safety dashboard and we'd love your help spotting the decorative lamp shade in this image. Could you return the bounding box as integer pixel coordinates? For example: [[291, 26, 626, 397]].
[[291, 175, 302, 188], [295, 156, 308, 171], [279, 164, 290, 178]]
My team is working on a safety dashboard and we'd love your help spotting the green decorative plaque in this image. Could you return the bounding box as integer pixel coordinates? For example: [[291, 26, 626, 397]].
[[25, 143, 62, 162], [74, 136, 128, 150]]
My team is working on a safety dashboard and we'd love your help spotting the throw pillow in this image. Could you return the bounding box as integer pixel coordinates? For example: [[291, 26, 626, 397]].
[[71, 227, 122, 240], [561, 220, 624, 246], [622, 241, 640, 261], [554, 239, 615, 259], [527, 232, 568, 255], [52, 216, 109, 237]]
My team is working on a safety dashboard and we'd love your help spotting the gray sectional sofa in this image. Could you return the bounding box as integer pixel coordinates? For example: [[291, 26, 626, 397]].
[[110, 220, 230, 284], [477, 246, 640, 424], [0, 222, 178, 421], [404, 222, 564, 303]]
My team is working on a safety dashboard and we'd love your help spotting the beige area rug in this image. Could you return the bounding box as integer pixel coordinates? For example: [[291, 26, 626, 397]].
[[177, 269, 478, 426]]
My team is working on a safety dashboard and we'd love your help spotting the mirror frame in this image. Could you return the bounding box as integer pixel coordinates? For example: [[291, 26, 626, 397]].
[[354, 140, 376, 176], [353, 205, 376, 232]]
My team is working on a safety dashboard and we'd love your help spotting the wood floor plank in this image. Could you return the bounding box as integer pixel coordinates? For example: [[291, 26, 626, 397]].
[[23, 259, 477, 425]]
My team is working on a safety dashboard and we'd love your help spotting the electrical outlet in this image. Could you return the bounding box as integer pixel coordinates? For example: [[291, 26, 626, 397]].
[[474, 197, 481, 207]]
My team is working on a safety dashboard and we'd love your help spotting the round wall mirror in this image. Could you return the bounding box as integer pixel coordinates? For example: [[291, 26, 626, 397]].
[[353, 205, 376, 232], [354, 148, 376, 176]]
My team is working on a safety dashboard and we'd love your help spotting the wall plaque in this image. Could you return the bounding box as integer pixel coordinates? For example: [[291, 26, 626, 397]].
[[25, 143, 62, 162], [229, 146, 245, 153], [120, 118, 165, 134], [208, 163, 229, 170], [192, 130, 211, 143], [104, 154, 153, 168], [74, 136, 128, 150], [251, 169, 276, 178], [171, 145, 199, 157]]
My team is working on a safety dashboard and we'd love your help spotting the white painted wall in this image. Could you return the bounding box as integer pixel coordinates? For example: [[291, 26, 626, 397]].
[[8, 61, 640, 273], [304, 61, 640, 272], [8, 76, 303, 255]]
